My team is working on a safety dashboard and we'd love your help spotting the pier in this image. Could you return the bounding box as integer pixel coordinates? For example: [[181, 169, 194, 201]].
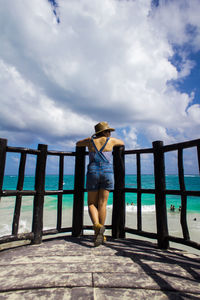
[[0, 236, 200, 299], [0, 137, 200, 298]]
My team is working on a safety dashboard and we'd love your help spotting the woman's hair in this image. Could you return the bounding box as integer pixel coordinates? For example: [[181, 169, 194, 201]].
[[95, 130, 111, 137]]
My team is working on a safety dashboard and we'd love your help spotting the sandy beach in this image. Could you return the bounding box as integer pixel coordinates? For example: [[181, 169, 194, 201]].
[[0, 198, 200, 255], [84, 205, 200, 255]]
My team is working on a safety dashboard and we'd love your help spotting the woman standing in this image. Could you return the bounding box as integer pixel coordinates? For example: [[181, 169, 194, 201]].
[[76, 122, 124, 246]]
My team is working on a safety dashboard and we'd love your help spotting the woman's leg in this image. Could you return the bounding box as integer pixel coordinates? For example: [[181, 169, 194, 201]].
[[98, 189, 109, 225], [88, 191, 99, 225], [88, 189, 109, 225], [88, 189, 109, 246]]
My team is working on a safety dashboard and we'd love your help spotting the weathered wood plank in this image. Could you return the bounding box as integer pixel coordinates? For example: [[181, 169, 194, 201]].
[[153, 141, 169, 249], [0, 237, 199, 299]]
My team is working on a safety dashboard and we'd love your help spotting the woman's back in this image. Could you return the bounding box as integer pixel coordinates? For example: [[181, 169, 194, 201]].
[[88, 136, 123, 152]]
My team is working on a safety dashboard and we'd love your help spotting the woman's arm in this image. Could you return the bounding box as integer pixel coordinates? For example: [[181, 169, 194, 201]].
[[76, 137, 91, 147], [111, 138, 124, 146]]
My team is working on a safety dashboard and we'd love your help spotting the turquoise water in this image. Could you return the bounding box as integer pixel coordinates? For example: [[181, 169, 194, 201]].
[[2, 174, 200, 213]]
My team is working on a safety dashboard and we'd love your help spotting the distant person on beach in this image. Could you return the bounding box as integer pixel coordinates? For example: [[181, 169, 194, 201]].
[[170, 204, 175, 211], [170, 205, 175, 212], [76, 121, 124, 247]]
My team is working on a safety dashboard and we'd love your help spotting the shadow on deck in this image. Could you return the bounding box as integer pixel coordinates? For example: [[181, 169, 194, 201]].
[[0, 236, 200, 299]]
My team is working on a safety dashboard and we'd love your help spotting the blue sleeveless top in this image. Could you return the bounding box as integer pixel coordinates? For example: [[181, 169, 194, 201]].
[[88, 137, 113, 164]]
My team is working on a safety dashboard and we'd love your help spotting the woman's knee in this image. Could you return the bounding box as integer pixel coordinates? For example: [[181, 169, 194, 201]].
[[98, 197, 108, 208], [99, 189, 109, 203], [88, 191, 99, 207]]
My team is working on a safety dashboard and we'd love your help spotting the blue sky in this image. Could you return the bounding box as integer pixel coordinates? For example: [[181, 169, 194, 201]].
[[0, 0, 200, 174]]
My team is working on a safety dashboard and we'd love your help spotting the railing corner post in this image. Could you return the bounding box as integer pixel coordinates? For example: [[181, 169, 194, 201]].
[[32, 144, 48, 244], [153, 140, 169, 249], [72, 146, 86, 237], [0, 138, 7, 194], [112, 145, 125, 238]]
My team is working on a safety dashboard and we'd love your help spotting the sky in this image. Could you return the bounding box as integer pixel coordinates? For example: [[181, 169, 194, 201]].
[[0, 0, 200, 174]]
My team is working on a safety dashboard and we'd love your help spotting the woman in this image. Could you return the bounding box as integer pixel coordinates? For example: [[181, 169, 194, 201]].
[[76, 121, 124, 246]]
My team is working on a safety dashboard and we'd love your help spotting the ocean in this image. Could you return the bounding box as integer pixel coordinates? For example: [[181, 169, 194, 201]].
[[0, 174, 200, 237]]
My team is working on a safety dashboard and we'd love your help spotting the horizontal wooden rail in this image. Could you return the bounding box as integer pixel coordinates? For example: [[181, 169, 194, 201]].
[[87, 147, 154, 156], [0, 189, 76, 197], [124, 188, 155, 194], [165, 190, 200, 196], [6, 146, 40, 155], [45, 190, 75, 195], [42, 227, 73, 236], [124, 188, 200, 197], [0, 190, 37, 196], [168, 235, 200, 250], [0, 232, 34, 244], [47, 150, 76, 156], [162, 138, 200, 152], [125, 227, 157, 240], [124, 148, 153, 155], [83, 225, 112, 232]]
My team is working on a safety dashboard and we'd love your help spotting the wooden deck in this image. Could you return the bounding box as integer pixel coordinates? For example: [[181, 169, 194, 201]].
[[0, 236, 200, 299]]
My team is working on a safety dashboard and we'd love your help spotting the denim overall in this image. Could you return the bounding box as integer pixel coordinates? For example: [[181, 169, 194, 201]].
[[86, 137, 114, 191]]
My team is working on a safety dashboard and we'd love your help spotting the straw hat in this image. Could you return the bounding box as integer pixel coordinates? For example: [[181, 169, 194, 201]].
[[93, 122, 115, 136]]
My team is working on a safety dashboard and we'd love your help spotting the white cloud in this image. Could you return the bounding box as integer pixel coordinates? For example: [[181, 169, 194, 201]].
[[121, 127, 138, 150], [0, 59, 94, 144], [0, 0, 200, 150], [152, 0, 200, 50], [188, 104, 200, 122]]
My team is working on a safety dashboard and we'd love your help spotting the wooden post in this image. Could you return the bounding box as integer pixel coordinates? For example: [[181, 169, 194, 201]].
[[153, 141, 169, 249], [57, 155, 64, 231], [0, 138, 7, 194], [137, 153, 142, 231], [197, 144, 200, 175], [178, 148, 190, 240], [112, 145, 125, 238], [32, 144, 47, 244], [12, 153, 27, 235], [72, 146, 86, 236]]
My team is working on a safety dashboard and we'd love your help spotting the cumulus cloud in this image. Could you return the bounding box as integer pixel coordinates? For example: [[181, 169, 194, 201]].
[[0, 59, 94, 144], [152, 0, 200, 51], [0, 0, 200, 149]]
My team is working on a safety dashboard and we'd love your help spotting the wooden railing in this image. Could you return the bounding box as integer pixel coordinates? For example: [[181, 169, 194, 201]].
[[0, 139, 79, 245], [0, 138, 200, 251], [123, 139, 200, 250]]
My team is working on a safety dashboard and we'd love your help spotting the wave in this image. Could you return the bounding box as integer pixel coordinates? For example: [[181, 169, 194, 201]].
[[126, 204, 155, 213], [107, 204, 155, 213], [18, 220, 31, 234], [0, 224, 11, 237], [0, 219, 31, 237], [84, 204, 155, 213]]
